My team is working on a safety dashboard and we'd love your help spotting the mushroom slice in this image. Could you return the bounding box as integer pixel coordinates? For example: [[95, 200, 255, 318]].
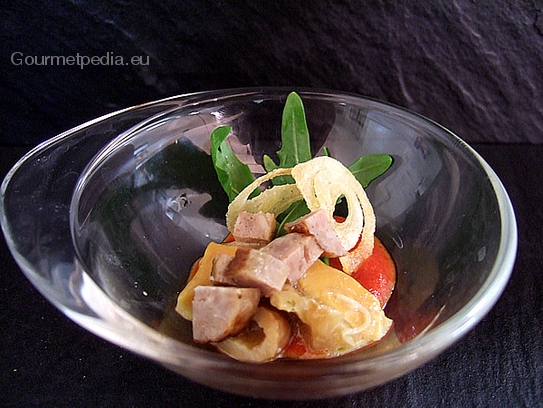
[[215, 306, 291, 363]]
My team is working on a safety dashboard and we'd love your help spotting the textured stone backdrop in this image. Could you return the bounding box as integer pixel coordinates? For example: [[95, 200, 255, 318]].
[[2, 0, 543, 144]]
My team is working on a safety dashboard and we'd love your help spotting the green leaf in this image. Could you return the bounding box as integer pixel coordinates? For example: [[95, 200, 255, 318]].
[[210, 126, 256, 202], [278, 91, 312, 167], [263, 154, 279, 172], [275, 199, 310, 236], [264, 92, 312, 185], [348, 154, 393, 188]]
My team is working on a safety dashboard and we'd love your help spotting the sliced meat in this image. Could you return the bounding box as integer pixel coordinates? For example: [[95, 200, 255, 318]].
[[212, 247, 290, 296], [284, 209, 347, 257], [211, 252, 235, 279], [233, 211, 276, 245], [262, 233, 323, 283], [192, 286, 261, 343]]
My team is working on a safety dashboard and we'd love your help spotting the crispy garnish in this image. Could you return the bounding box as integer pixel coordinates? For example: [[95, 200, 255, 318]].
[[291, 156, 375, 273], [226, 156, 376, 274]]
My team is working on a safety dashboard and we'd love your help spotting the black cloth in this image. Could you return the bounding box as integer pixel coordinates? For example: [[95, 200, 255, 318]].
[[1, 143, 542, 407], [2, 1, 543, 145]]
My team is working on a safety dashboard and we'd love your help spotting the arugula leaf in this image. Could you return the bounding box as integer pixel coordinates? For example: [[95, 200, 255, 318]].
[[210, 125, 255, 202], [263, 154, 279, 172], [275, 199, 311, 236], [209, 93, 392, 214], [278, 91, 312, 167], [348, 154, 393, 188], [264, 92, 312, 184]]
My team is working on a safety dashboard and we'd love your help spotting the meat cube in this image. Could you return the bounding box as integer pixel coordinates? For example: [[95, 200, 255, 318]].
[[284, 209, 347, 257], [211, 252, 235, 279], [212, 247, 290, 296], [262, 233, 323, 283], [192, 286, 261, 343], [233, 211, 276, 245]]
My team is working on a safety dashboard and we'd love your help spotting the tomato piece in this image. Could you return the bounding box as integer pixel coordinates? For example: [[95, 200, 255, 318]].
[[329, 237, 396, 307], [282, 332, 311, 358], [223, 232, 235, 243], [281, 322, 329, 359], [351, 237, 396, 307]]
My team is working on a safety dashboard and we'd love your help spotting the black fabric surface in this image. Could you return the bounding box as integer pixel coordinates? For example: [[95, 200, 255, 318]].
[[1, 143, 541, 407], [2, 1, 543, 145]]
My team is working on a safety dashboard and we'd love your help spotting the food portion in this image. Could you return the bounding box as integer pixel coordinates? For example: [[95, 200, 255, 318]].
[[270, 260, 391, 357], [175, 92, 396, 362]]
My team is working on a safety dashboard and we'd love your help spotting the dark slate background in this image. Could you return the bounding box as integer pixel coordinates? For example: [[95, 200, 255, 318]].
[[2, 0, 543, 145]]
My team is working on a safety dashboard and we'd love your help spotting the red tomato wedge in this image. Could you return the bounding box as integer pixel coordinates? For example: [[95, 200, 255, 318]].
[[281, 325, 328, 359], [329, 236, 396, 308], [350, 237, 396, 307]]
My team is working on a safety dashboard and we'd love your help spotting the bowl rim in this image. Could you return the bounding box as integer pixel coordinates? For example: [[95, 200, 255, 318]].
[[1, 86, 518, 389]]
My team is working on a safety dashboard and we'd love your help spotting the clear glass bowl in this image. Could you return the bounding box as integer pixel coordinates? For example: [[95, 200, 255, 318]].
[[0, 88, 517, 399]]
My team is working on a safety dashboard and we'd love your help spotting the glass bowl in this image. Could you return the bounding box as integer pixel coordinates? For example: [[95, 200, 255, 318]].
[[0, 88, 517, 399]]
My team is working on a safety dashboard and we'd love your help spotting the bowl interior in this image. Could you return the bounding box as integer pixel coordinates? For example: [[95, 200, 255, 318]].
[[2, 89, 514, 398], [71, 91, 504, 348]]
